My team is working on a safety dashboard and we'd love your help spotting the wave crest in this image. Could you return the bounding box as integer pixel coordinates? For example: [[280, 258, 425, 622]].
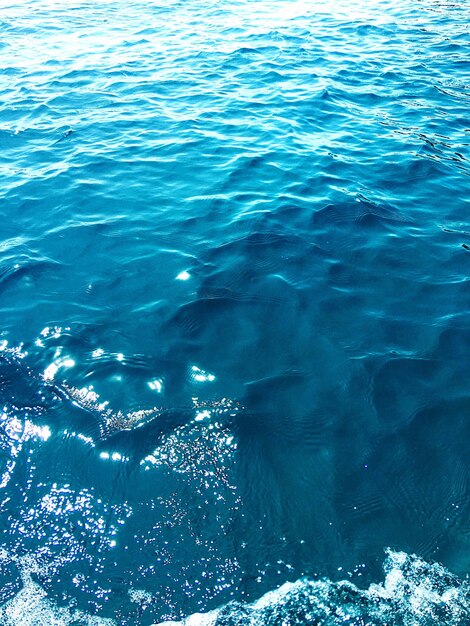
[[159, 550, 469, 626]]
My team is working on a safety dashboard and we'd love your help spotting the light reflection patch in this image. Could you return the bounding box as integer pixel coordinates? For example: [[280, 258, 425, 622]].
[[191, 365, 216, 383]]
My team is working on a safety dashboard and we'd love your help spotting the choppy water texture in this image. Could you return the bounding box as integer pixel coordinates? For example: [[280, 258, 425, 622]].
[[0, 0, 469, 624]]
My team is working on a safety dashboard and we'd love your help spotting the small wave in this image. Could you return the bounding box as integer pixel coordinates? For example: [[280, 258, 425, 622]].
[[1, 550, 467, 625], [0, 258, 59, 292], [158, 550, 469, 626]]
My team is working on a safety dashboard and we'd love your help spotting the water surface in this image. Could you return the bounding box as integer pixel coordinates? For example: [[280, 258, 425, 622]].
[[0, 0, 469, 623]]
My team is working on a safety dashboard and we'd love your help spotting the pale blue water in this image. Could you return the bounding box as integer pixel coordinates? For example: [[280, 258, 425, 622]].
[[0, 0, 469, 624]]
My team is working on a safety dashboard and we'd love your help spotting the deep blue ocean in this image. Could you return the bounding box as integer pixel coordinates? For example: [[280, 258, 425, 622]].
[[0, 0, 469, 624]]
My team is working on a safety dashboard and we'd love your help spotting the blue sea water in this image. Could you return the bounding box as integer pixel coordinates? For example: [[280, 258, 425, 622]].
[[0, 0, 469, 623]]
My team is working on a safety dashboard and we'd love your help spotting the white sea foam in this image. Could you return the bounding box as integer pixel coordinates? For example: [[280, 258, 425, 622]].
[[0, 540, 467, 625], [154, 550, 469, 626], [0, 555, 114, 626], [156, 612, 218, 626]]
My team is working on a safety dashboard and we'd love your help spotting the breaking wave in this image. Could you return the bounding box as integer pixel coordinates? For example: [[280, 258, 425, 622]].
[[1, 550, 468, 626]]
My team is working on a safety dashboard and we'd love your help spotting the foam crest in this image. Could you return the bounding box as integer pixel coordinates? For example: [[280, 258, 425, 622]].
[[157, 551, 469, 626], [0, 546, 468, 624]]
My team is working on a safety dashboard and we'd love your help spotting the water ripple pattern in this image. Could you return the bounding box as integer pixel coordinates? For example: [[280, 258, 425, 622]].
[[0, 0, 469, 624]]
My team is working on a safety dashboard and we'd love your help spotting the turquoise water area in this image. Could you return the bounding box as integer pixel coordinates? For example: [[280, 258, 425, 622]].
[[0, 0, 469, 623]]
